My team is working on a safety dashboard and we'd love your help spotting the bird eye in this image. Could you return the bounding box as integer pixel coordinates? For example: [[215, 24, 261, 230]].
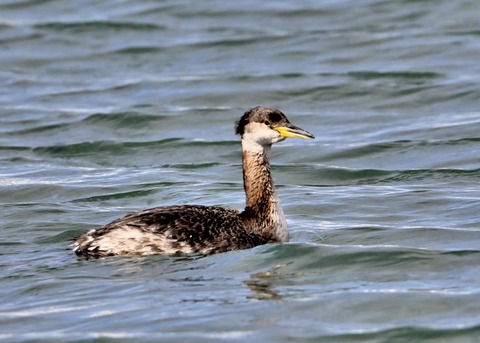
[[264, 120, 271, 126]]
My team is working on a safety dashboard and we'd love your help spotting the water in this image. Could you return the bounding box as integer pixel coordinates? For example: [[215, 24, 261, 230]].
[[1, 0, 480, 341]]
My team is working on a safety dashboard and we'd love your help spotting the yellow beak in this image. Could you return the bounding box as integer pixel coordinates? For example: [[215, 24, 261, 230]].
[[274, 124, 315, 140]]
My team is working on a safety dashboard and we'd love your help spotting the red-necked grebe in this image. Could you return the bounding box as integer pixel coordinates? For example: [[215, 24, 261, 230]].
[[73, 106, 314, 257]]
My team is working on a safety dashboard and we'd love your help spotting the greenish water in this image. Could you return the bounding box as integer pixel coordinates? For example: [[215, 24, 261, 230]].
[[1, 1, 480, 342]]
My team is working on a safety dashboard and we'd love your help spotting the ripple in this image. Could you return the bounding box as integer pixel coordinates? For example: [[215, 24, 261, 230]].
[[349, 70, 443, 80], [35, 21, 164, 32], [32, 138, 182, 157]]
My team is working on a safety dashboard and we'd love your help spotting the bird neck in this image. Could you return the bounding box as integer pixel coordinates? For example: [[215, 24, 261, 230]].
[[240, 140, 288, 242]]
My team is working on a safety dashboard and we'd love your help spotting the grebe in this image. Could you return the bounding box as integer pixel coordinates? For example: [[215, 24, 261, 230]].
[[74, 106, 314, 257]]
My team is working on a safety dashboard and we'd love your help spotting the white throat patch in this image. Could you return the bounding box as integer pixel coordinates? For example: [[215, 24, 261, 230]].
[[241, 122, 284, 153]]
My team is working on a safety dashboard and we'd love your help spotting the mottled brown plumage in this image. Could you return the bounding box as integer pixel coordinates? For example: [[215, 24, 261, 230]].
[[73, 106, 314, 257]]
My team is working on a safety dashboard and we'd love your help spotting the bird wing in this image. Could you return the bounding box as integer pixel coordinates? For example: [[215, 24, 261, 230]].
[[74, 205, 263, 256]]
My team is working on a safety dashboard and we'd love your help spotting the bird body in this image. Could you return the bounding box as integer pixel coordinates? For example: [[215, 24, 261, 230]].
[[74, 205, 268, 256], [73, 107, 314, 257]]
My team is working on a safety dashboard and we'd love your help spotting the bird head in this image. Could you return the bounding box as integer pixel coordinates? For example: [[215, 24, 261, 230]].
[[235, 106, 315, 146]]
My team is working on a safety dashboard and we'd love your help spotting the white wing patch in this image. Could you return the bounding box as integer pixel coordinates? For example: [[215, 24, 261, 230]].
[[74, 226, 194, 256]]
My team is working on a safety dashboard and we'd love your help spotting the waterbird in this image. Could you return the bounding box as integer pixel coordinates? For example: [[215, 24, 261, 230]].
[[73, 106, 315, 257]]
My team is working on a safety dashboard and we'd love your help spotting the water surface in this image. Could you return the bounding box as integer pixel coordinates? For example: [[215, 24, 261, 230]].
[[1, 0, 480, 342]]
